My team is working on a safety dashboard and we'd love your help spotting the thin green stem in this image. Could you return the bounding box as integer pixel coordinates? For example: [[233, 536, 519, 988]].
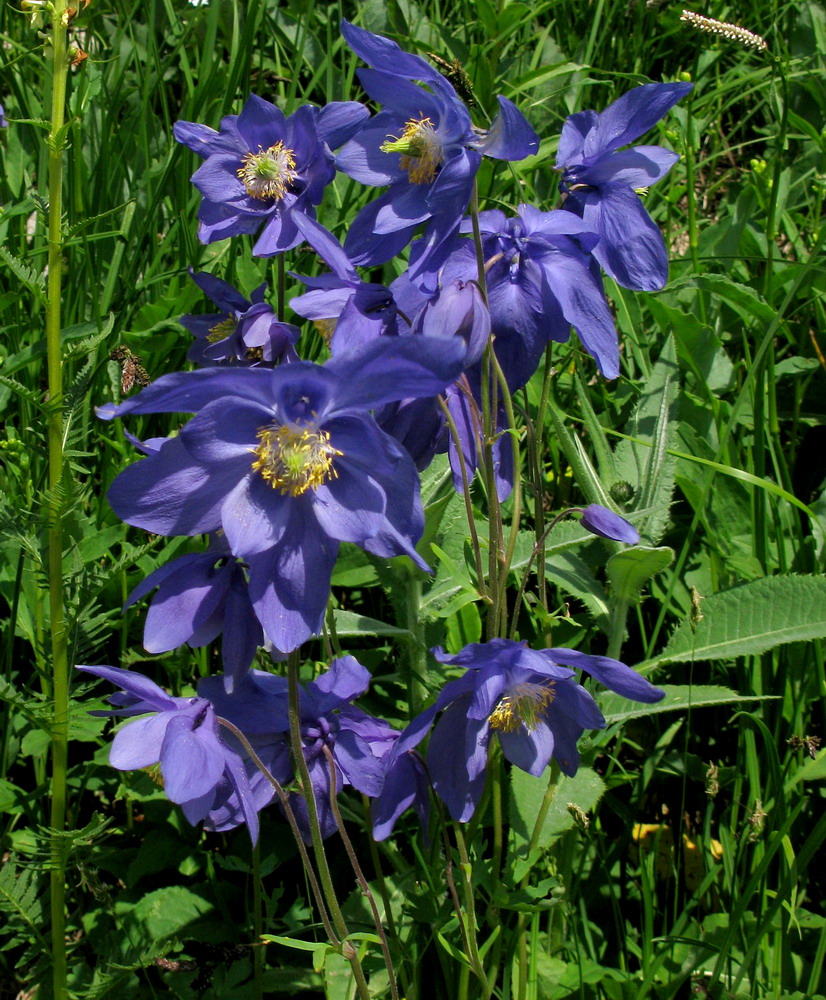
[[286, 654, 371, 1000], [361, 795, 414, 1000], [252, 841, 264, 1000], [45, 5, 71, 998], [516, 763, 560, 1000], [216, 716, 338, 945], [437, 390, 486, 598], [453, 824, 492, 998], [276, 253, 286, 319], [322, 747, 399, 1000]]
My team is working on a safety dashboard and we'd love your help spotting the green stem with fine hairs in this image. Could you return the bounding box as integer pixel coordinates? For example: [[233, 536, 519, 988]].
[[286, 654, 371, 1000], [322, 747, 399, 1000], [453, 824, 492, 998], [45, 4, 72, 998], [217, 717, 338, 945]]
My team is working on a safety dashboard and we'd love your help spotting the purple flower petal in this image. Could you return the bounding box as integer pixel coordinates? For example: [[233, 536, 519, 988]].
[[579, 504, 639, 543]]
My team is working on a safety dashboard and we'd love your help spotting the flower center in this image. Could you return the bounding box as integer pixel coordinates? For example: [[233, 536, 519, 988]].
[[380, 117, 443, 184], [142, 762, 165, 788], [207, 316, 236, 343], [251, 424, 341, 496], [488, 681, 555, 733], [237, 141, 297, 201], [313, 318, 337, 346]]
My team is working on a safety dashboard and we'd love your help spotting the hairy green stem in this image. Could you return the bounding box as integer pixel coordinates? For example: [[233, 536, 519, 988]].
[[252, 841, 264, 1000], [453, 825, 492, 998], [322, 747, 399, 1000], [286, 655, 371, 999], [437, 391, 486, 597], [45, 4, 71, 997], [216, 716, 338, 945]]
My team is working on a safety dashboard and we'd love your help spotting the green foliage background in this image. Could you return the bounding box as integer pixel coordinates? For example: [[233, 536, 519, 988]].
[[1, 0, 825, 997]]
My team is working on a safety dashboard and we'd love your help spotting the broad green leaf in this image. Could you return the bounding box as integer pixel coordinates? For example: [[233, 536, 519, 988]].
[[599, 684, 776, 725], [509, 766, 605, 856], [331, 610, 411, 638], [612, 335, 680, 545], [606, 546, 673, 604], [545, 549, 610, 633], [672, 274, 775, 325], [640, 576, 826, 669], [118, 886, 213, 940]]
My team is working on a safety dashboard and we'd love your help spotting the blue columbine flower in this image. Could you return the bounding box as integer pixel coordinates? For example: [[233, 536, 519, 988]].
[[181, 270, 300, 366], [435, 204, 620, 384], [0, 105, 7, 128], [288, 215, 399, 355], [556, 81, 692, 291], [174, 95, 368, 255], [337, 20, 538, 287], [124, 535, 272, 694], [201, 658, 397, 841], [417, 640, 665, 822], [98, 336, 465, 651], [77, 664, 262, 842]]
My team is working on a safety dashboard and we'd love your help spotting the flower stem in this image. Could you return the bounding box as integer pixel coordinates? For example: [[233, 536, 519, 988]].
[[322, 747, 399, 1000], [437, 391, 486, 598], [453, 824, 492, 998], [252, 841, 264, 1000], [516, 763, 561, 1000], [45, 3, 72, 997], [216, 716, 338, 946], [286, 654, 371, 1000]]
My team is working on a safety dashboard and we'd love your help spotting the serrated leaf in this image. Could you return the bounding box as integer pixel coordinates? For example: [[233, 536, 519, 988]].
[[599, 684, 774, 725], [606, 546, 673, 604], [544, 549, 610, 633], [0, 246, 46, 302], [0, 854, 48, 948], [642, 575, 826, 669]]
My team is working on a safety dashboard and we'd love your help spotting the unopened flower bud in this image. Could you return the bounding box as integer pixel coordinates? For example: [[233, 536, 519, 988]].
[[418, 279, 490, 365]]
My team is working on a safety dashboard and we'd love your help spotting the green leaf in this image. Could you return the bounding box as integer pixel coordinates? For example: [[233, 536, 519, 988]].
[[509, 766, 605, 858], [544, 549, 610, 633], [641, 576, 826, 669], [331, 610, 411, 638], [117, 885, 214, 941], [0, 246, 46, 303], [261, 934, 332, 955], [605, 546, 673, 604], [612, 335, 680, 545], [599, 684, 775, 725]]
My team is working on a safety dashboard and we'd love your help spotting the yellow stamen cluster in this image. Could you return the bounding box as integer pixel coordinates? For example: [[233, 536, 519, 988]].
[[680, 10, 768, 51], [380, 117, 443, 184], [489, 682, 556, 733], [313, 318, 338, 346], [207, 316, 237, 343], [237, 141, 297, 201], [142, 763, 165, 788], [252, 423, 341, 496]]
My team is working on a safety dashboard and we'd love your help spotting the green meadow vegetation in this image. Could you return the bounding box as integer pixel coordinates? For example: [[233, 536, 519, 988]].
[[1, 0, 825, 997]]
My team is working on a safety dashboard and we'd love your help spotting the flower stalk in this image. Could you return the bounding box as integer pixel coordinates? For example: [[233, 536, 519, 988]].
[[286, 654, 371, 1000], [45, 2, 72, 996]]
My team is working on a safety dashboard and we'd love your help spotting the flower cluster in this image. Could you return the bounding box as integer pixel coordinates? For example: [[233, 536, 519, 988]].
[[83, 21, 688, 849], [79, 633, 662, 843]]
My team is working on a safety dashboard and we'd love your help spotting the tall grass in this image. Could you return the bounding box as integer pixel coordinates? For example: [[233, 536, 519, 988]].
[[1, 0, 824, 997]]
